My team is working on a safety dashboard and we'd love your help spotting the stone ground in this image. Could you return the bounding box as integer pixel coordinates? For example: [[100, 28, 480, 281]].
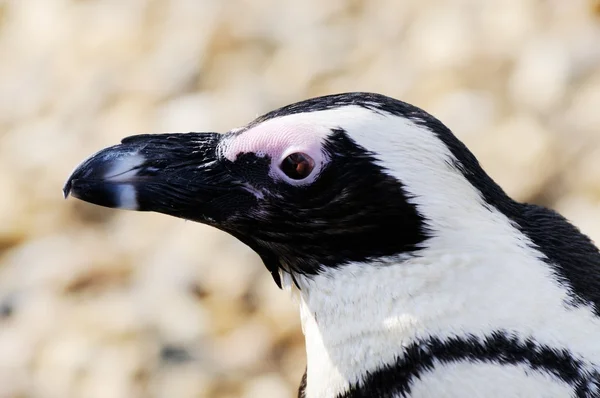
[[0, 0, 599, 397]]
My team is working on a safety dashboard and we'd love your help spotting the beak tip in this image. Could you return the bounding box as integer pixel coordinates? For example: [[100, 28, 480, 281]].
[[62, 179, 73, 199]]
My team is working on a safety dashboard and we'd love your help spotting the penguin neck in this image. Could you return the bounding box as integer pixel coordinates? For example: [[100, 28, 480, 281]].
[[292, 255, 469, 398], [289, 227, 600, 398]]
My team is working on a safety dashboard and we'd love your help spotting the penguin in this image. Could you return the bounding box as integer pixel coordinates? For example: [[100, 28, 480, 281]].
[[64, 92, 600, 398]]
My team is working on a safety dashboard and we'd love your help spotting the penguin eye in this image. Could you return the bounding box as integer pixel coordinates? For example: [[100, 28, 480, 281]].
[[280, 152, 315, 180]]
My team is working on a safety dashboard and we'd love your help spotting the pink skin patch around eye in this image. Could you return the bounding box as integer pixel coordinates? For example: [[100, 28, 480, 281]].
[[219, 120, 330, 184]]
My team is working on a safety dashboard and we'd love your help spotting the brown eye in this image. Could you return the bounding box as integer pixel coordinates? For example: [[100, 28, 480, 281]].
[[280, 152, 315, 180]]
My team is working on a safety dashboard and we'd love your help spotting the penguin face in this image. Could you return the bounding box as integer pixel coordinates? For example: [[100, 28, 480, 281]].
[[65, 93, 464, 284], [64, 92, 542, 289]]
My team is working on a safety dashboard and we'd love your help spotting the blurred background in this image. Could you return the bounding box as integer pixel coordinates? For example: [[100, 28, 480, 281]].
[[0, 0, 600, 397]]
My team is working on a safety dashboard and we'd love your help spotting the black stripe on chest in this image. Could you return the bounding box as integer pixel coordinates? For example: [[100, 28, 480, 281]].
[[316, 331, 599, 398]]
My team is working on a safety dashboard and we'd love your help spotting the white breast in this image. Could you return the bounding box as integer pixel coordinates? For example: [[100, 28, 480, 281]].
[[409, 362, 574, 398], [293, 239, 600, 397]]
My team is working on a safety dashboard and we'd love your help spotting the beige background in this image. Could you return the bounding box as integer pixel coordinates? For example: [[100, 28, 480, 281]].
[[1, 0, 600, 397]]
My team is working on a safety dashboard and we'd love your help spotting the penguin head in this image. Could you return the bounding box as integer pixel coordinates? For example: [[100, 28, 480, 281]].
[[64, 92, 505, 286]]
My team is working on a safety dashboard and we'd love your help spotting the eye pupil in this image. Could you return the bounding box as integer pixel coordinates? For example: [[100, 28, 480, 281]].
[[280, 152, 315, 180]]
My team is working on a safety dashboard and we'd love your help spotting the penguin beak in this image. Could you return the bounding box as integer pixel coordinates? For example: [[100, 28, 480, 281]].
[[63, 132, 251, 224]]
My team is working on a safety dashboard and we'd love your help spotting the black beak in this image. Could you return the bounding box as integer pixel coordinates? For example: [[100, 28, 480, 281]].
[[64, 132, 248, 223]]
